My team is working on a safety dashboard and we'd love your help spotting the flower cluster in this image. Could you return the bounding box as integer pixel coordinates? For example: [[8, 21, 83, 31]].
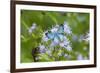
[[63, 22, 72, 34], [31, 22, 73, 61], [42, 22, 72, 51], [28, 23, 36, 34], [72, 32, 89, 42], [29, 21, 89, 61]]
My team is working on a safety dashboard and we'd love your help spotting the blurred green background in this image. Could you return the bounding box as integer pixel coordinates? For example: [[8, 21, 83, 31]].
[[20, 10, 90, 63]]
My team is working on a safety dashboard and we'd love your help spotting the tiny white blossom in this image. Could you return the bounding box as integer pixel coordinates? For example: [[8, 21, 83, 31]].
[[35, 57, 39, 61], [64, 39, 70, 45], [59, 36, 72, 51], [42, 33, 49, 42], [77, 54, 84, 60], [39, 45, 45, 49], [59, 42, 65, 47], [64, 54, 71, 60], [42, 36, 49, 42], [28, 29, 32, 34], [50, 41, 59, 47], [64, 54, 68, 57], [39, 45, 46, 53], [79, 35, 84, 42], [51, 27, 58, 32], [63, 22, 72, 34], [53, 37, 60, 44], [79, 33, 89, 42], [84, 33, 89, 42], [72, 35, 78, 41], [64, 45, 72, 51], [59, 40, 69, 47], [60, 36, 68, 45], [28, 23, 36, 34], [46, 50, 51, 55]]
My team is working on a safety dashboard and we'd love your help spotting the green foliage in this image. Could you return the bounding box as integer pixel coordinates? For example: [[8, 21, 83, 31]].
[[20, 10, 89, 63]]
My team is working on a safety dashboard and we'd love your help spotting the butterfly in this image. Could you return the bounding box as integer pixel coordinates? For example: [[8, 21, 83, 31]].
[[45, 24, 64, 44]]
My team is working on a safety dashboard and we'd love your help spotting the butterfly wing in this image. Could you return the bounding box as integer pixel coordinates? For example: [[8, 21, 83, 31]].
[[57, 33, 64, 41], [58, 24, 64, 33], [57, 24, 64, 41], [53, 34, 60, 44], [45, 31, 54, 40]]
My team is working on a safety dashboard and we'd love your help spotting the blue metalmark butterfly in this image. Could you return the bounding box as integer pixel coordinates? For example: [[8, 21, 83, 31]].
[[45, 24, 64, 44]]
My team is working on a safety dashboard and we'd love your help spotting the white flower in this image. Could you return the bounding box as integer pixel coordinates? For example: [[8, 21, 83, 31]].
[[41, 21, 72, 51], [59, 36, 72, 51], [58, 51, 62, 56], [39, 45, 46, 53], [50, 41, 59, 47], [63, 22, 72, 34], [77, 54, 84, 60], [79, 33, 89, 42], [42, 36, 49, 42], [42, 33, 49, 42], [84, 33, 89, 42], [51, 27, 58, 32], [79, 35, 84, 42], [28, 23, 36, 34], [59, 42, 65, 47], [72, 35, 78, 41], [39, 45, 45, 49], [64, 54, 68, 57], [64, 37, 70, 44], [46, 50, 51, 55], [64, 45, 72, 51], [59, 40, 69, 47], [64, 54, 71, 59], [28, 29, 33, 34]]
